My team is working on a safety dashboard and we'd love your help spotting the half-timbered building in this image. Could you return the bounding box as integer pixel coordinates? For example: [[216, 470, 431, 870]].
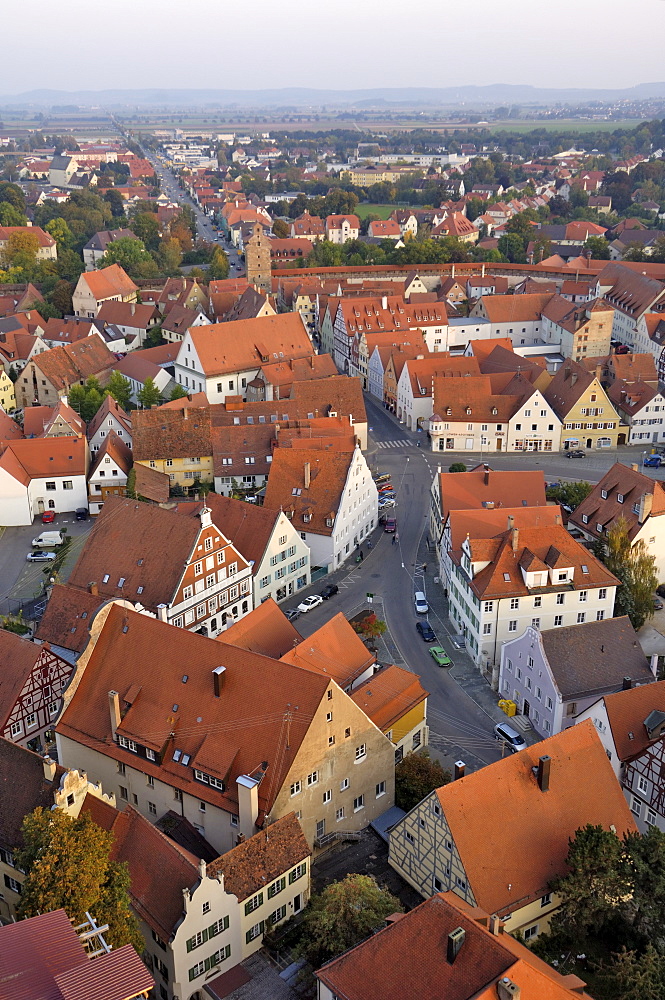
[[0, 632, 73, 754]]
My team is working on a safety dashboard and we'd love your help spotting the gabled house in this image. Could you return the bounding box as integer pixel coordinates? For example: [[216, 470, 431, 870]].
[[325, 214, 360, 244], [173, 313, 312, 403], [389, 721, 636, 939], [82, 228, 137, 270], [161, 304, 210, 344], [543, 358, 620, 451], [22, 397, 86, 439], [290, 210, 325, 242], [396, 354, 481, 430], [72, 263, 138, 318], [446, 516, 618, 673], [55, 605, 395, 853], [317, 891, 593, 1000], [499, 616, 655, 739], [157, 277, 209, 318], [0, 631, 74, 753], [0, 225, 57, 261], [197, 494, 311, 605], [607, 378, 665, 446], [87, 394, 132, 455], [15, 336, 116, 408], [541, 296, 614, 362], [569, 462, 665, 579], [96, 300, 160, 348], [595, 261, 665, 356], [0, 433, 89, 524], [83, 797, 310, 1000], [67, 496, 253, 638], [576, 680, 665, 832], [87, 431, 133, 515], [264, 443, 378, 573], [40, 317, 98, 349]]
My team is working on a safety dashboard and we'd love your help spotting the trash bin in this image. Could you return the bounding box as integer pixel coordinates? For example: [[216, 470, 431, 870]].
[[498, 699, 517, 717]]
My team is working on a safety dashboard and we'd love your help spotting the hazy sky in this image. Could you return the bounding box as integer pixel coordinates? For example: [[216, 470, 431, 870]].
[[2, 0, 665, 94]]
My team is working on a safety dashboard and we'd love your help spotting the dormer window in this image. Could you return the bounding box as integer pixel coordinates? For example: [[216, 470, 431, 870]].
[[601, 489, 607, 499], [465, 406, 472, 415], [303, 513, 312, 523], [617, 493, 624, 504]]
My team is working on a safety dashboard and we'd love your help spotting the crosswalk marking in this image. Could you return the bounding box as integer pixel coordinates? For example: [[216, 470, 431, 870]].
[[375, 439, 411, 448]]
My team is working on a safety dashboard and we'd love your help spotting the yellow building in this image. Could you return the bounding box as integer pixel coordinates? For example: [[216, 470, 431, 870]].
[[0, 371, 15, 412], [350, 663, 428, 763], [388, 721, 636, 940], [544, 357, 621, 451], [132, 403, 213, 488]]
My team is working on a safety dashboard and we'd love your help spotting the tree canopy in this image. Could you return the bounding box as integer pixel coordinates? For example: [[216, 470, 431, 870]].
[[600, 516, 658, 629], [395, 750, 451, 812]]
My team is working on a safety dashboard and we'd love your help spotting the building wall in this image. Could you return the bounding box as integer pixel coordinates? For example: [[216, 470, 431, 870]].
[[0, 372, 16, 412], [254, 513, 311, 605], [623, 393, 665, 445], [237, 855, 310, 959], [557, 379, 620, 451], [138, 454, 214, 489], [0, 467, 31, 525], [89, 415, 132, 454], [29, 473, 88, 519], [271, 681, 395, 850]]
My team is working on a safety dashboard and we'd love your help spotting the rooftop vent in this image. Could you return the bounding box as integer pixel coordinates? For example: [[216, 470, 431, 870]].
[[447, 927, 465, 964]]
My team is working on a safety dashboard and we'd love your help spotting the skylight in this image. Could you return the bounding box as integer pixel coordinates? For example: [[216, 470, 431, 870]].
[[503, 573, 511, 581], [173, 749, 181, 762]]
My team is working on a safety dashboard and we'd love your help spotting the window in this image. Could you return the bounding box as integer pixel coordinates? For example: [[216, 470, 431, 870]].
[[596, 611, 605, 621], [245, 892, 264, 915], [523, 925, 539, 941], [355, 744, 367, 761], [148, 802, 156, 815], [484, 601, 494, 612], [246, 922, 264, 944], [340, 777, 349, 792], [556, 593, 565, 605], [202, 900, 211, 914], [119, 786, 128, 800], [376, 781, 386, 798], [45, 481, 56, 490], [322, 789, 332, 804], [483, 623, 492, 635], [289, 862, 307, 884], [353, 795, 365, 812], [554, 615, 563, 626], [269, 905, 287, 925], [268, 877, 286, 899], [599, 588, 607, 600], [336, 807, 345, 822], [646, 808, 657, 826], [579, 590, 588, 602], [631, 796, 642, 818], [10, 721, 22, 737], [290, 781, 301, 797], [534, 596, 542, 608], [531, 618, 540, 629], [405, 830, 415, 845], [508, 620, 517, 632], [307, 771, 319, 786], [510, 598, 519, 610], [147, 775, 155, 787], [4, 874, 21, 894], [638, 774, 649, 795], [577, 612, 586, 624]]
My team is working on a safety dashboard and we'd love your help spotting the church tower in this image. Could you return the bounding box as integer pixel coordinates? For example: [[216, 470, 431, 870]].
[[245, 222, 272, 293]]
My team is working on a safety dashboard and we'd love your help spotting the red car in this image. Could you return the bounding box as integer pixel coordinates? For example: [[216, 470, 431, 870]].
[[383, 517, 397, 533], [41, 511, 56, 523]]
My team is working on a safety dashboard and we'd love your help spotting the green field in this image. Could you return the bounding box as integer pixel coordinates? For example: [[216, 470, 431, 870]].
[[355, 203, 396, 220], [490, 118, 646, 134]]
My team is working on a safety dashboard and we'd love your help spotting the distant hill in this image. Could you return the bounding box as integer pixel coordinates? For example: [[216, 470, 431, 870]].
[[1, 83, 665, 109]]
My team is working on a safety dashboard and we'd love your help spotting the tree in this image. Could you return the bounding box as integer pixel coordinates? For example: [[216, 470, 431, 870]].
[[584, 235, 611, 260], [98, 236, 158, 280], [395, 750, 451, 811], [103, 189, 126, 217], [207, 246, 230, 280], [350, 613, 387, 642], [549, 824, 633, 939], [50, 279, 74, 317], [16, 807, 142, 953], [131, 211, 161, 252], [497, 232, 527, 263], [297, 875, 403, 968], [595, 946, 665, 1000], [157, 237, 183, 274], [601, 516, 657, 629], [545, 481, 593, 510], [272, 218, 289, 238], [623, 824, 665, 943], [170, 384, 189, 401], [45, 217, 74, 251], [105, 370, 133, 411], [68, 377, 105, 422], [0, 181, 26, 212], [137, 376, 162, 409], [449, 462, 466, 473], [1, 230, 40, 273], [0, 201, 27, 226]]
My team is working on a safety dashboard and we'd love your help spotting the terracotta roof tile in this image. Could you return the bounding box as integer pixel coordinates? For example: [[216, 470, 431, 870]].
[[208, 812, 310, 901], [263, 446, 357, 537], [88, 430, 133, 477], [32, 336, 116, 391], [569, 461, 665, 541], [280, 613, 375, 687], [222, 596, 302, 658], [350, 664, 428, 731], [133, 463, 171, 503], [35, 583, 106, 653], [476, 292, 555, 324], [79, 263, 138, 301], [437, 466, 547, 522], [0, 434, 86, 485], [434, 721, 637, 915], [188, 313, 312, 377], [133, 404, 211, 462]]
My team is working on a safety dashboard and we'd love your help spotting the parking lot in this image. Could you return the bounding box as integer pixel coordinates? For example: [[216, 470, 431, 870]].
[[0, 514, 93, 612]]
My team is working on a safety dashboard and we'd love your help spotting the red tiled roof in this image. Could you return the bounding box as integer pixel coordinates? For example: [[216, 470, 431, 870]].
[[79, 263, 138, 301], [207, 812, 309, 901]]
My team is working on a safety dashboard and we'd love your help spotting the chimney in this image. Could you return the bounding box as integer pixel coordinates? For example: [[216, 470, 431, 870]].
[[88, 581, 99, 596], [156, 604, 168, 622], [570, 372, 577, 386], [382, 295, 388, 309], [198, 859, 207, 879], [183, 407, 189, 420], [213, 665, 226, 696], [108, 690, 121, 736], [454, 760, 466, 781], [497, 978, 521, 1000], [511, 526, 519, 552], [554, 513, 562, 525], [637, 492, 653, 525], [489, 914, 503, 935], [507, 514, 514, 531], [130, 303, 135, 316], [623, 676, 632, 691], [537, 755, 551, 792], [236, 774, 260, 839], [447, 927, 465, 964], [304, 462, 311, 489], [595, 363, 602, 380], [631, 463, 639, 472], [484, 468, 490, 486], [43, 756, 57, 782]]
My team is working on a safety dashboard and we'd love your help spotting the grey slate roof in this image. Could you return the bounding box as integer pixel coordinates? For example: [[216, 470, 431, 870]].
[[540, 615, 654, 700]]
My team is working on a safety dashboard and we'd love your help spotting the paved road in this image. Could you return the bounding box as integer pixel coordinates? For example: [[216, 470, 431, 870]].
[[0, 515, 93, 613]]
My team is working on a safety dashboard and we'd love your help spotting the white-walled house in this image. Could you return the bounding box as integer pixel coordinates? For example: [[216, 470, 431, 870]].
[[447, 519, 618, 678], [87, 395, 132, 455], [499, 618, 655, 738], [264, 445, 378, 573], [607, 380, 665, 446], [0, 435, 89, 524]]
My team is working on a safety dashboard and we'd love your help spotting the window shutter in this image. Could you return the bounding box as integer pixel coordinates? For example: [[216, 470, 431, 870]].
[[223, 915, 229, 931], [204, 956, 212, 972], [186, 938, 193, 953], [202, 927, 209, 945]]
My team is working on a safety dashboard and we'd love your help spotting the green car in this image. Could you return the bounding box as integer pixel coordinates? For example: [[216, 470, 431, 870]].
[[429, 645, 452, 667]]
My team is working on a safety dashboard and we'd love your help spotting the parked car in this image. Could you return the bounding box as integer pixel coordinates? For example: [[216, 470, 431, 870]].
[[654, 598, 664, 611], [374, 474, 391, 484], [657, 584, 665, 598], [565, 450, 586, 459], [297, 595, 324, 613], [644, 455, 662, 468], [429, 645, 452, 667], [41, 510, 56, 523], [493, 722, 527, 754], [320, 584, 339, 600], [383, 517, 397, 533], [416, 620, 437, 642], [414, 591, 429, 614], [284, 608, 301, 621], [75, 508, 89, 520], [26, 550, 57, 562], [377, 483, 394, 492], [378, 499, 396, 509]]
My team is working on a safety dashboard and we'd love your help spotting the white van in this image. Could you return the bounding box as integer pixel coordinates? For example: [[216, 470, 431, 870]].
[[32, 530, 64, 549]]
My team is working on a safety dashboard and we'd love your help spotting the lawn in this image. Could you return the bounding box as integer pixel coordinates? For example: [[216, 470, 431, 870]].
[[355, 203, 397, 220]]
